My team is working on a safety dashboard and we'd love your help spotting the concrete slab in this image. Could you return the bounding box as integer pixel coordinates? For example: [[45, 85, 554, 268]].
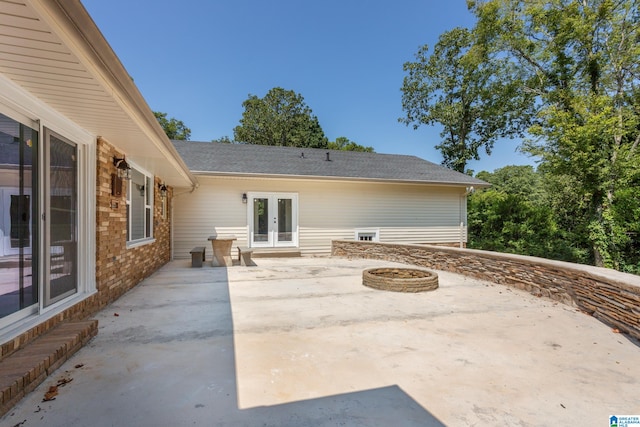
[[1, 257, 638, 426]]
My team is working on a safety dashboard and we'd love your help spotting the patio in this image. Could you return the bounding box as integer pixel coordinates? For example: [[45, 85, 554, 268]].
[[2, 256, 638, 426]]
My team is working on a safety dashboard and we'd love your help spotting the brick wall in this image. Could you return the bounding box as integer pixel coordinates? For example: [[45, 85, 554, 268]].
[[95, 137, 172, 307], [1, 138, 173, 361], [332, 240, 640, 340]]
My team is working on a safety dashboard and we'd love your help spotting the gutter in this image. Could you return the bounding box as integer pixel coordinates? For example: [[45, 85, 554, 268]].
[[190, 170, 490, 188]]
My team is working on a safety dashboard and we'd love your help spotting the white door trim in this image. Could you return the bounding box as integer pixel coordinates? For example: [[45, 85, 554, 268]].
[[247, 192, 298, 248]]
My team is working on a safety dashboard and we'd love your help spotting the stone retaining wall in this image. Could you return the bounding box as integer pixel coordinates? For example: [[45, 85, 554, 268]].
[[332, 240, 640, 340]]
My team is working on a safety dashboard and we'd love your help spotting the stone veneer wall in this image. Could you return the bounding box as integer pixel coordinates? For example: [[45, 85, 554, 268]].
[[332, 240, 640, 340], [1, 138, 172, 361]]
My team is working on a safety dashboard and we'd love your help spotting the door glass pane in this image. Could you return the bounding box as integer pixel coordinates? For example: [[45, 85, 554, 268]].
[[253, 198, 268, 242], [277, 198, 292, 242], [0, 113, 38, 318], [48, 133, 77, 305]]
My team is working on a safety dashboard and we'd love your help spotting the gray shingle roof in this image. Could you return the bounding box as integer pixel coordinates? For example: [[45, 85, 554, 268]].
[[172, 141, 488, 187]]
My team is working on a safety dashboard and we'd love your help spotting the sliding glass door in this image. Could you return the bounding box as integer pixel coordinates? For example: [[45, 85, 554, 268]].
[[0, 115, 79, 323], [45, 131, 77, 306], [0, 113, 39, 320]]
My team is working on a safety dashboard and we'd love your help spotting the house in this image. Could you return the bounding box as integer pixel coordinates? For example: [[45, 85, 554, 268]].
[[172, 141, 487, 257], [0, 0, 486, 414], [0, 0, 195, 372]]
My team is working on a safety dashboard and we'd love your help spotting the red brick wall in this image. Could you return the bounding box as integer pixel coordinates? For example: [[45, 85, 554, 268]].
[[1, 138, 173, 361]]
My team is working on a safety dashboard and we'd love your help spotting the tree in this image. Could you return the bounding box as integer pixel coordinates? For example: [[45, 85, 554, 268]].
[[213, 136, 234, 144], [476, 165, 545, 203], [470, 0, 640, 269], [328, 136, 374, 152], [233, 87, 328, 148], [468, 166, 587, 263], [154, 111, 191, 140], [401, 27, 533, 172]]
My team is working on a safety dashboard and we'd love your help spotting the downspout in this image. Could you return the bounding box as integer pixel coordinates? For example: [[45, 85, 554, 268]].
[[461, 186, 474, 248], [170, 182, 199, 261]]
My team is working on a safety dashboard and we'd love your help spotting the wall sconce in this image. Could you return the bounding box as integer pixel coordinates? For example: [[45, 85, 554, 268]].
[[242, 193, 248, 203], [137, 184, 145, 197], [113, 156, 131, 180], [158, 183, 168, 199], [111, 173, 123, 197]]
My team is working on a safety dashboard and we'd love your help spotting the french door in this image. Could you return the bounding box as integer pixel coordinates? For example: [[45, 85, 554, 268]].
[[248, 192, 298, 248]]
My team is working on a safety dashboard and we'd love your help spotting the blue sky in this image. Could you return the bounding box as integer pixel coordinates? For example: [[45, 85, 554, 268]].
[[82, 0, 537, 173]]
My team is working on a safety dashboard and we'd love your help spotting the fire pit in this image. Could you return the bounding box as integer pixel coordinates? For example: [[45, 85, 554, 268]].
[[362, 268, 439, 293]]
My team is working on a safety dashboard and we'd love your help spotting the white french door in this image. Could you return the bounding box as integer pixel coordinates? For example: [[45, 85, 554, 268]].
[[248, 192, 298, 248]]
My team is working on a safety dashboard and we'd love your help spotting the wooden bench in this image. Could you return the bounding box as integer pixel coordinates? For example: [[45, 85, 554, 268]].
[[237, 246, 255, 266], [190, 246, 206, 267]]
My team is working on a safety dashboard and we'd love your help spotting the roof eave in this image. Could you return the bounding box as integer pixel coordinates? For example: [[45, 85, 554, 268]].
[[191, 170, 490, 188], [28, 0, 198, 188]]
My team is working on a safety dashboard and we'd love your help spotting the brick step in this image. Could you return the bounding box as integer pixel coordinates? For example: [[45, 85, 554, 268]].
[[0, 320, 98, 417]]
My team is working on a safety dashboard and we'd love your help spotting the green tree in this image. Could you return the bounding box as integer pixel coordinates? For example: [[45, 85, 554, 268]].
[[401, 27, 533, 172], [470, 0, 640, 268], [476, 165, 545, 203], [154, 111, 191, 140], [213, 136, 234, 143], [233, 87, 328, 148], [328, 136, 374, 152], [468, 166, 587, 263]]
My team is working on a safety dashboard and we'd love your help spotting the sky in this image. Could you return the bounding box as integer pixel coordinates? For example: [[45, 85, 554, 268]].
[[81, 0, 537, 174]]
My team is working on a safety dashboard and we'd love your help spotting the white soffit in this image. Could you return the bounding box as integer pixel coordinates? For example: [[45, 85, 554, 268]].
[[0, 0, 196, 188]]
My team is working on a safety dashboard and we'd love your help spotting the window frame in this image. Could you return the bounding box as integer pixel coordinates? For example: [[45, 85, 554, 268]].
[[125, 162, 154, 247], [354, 228, 380, 242], [0, 91, 96, 336]]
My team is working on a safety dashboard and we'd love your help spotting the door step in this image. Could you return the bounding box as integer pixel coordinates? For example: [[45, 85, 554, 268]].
[[251, 248, 301, 258], [0, 320, 98, 417]]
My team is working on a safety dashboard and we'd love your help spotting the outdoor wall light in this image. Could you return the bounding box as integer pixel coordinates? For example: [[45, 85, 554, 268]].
[[242, 193, 248, 203], [113, 156, 131, 180], [158, 183, 168, 199]]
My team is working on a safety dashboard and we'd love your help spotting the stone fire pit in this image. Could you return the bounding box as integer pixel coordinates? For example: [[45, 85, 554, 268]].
[[362, 268, 439, 293]]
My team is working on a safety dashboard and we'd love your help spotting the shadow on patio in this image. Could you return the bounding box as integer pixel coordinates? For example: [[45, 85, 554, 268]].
[[5, 255, 640, 426], [1, 259, 444, 427]]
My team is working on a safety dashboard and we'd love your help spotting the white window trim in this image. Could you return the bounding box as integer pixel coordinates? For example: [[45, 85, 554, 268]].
[[354, 228, 380, 242], [0, 77, 97, 335], [125, 161, 154, 246]]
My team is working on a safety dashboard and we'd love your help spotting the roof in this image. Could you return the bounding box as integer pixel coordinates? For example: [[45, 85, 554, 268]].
[[0, 1, 196, 188], [173, 141, 489, 187]]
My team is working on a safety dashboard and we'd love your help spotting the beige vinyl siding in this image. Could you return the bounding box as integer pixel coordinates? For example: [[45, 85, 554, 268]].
[[173, 176, 467, 258]]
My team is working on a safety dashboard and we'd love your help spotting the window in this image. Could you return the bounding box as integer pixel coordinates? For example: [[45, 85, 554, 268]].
[[355, 228, 380, 242], [126, 166, 153, 242]]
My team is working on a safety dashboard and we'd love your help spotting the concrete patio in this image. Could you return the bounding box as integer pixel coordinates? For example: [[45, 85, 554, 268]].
[[1, 256, 638, 426]]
